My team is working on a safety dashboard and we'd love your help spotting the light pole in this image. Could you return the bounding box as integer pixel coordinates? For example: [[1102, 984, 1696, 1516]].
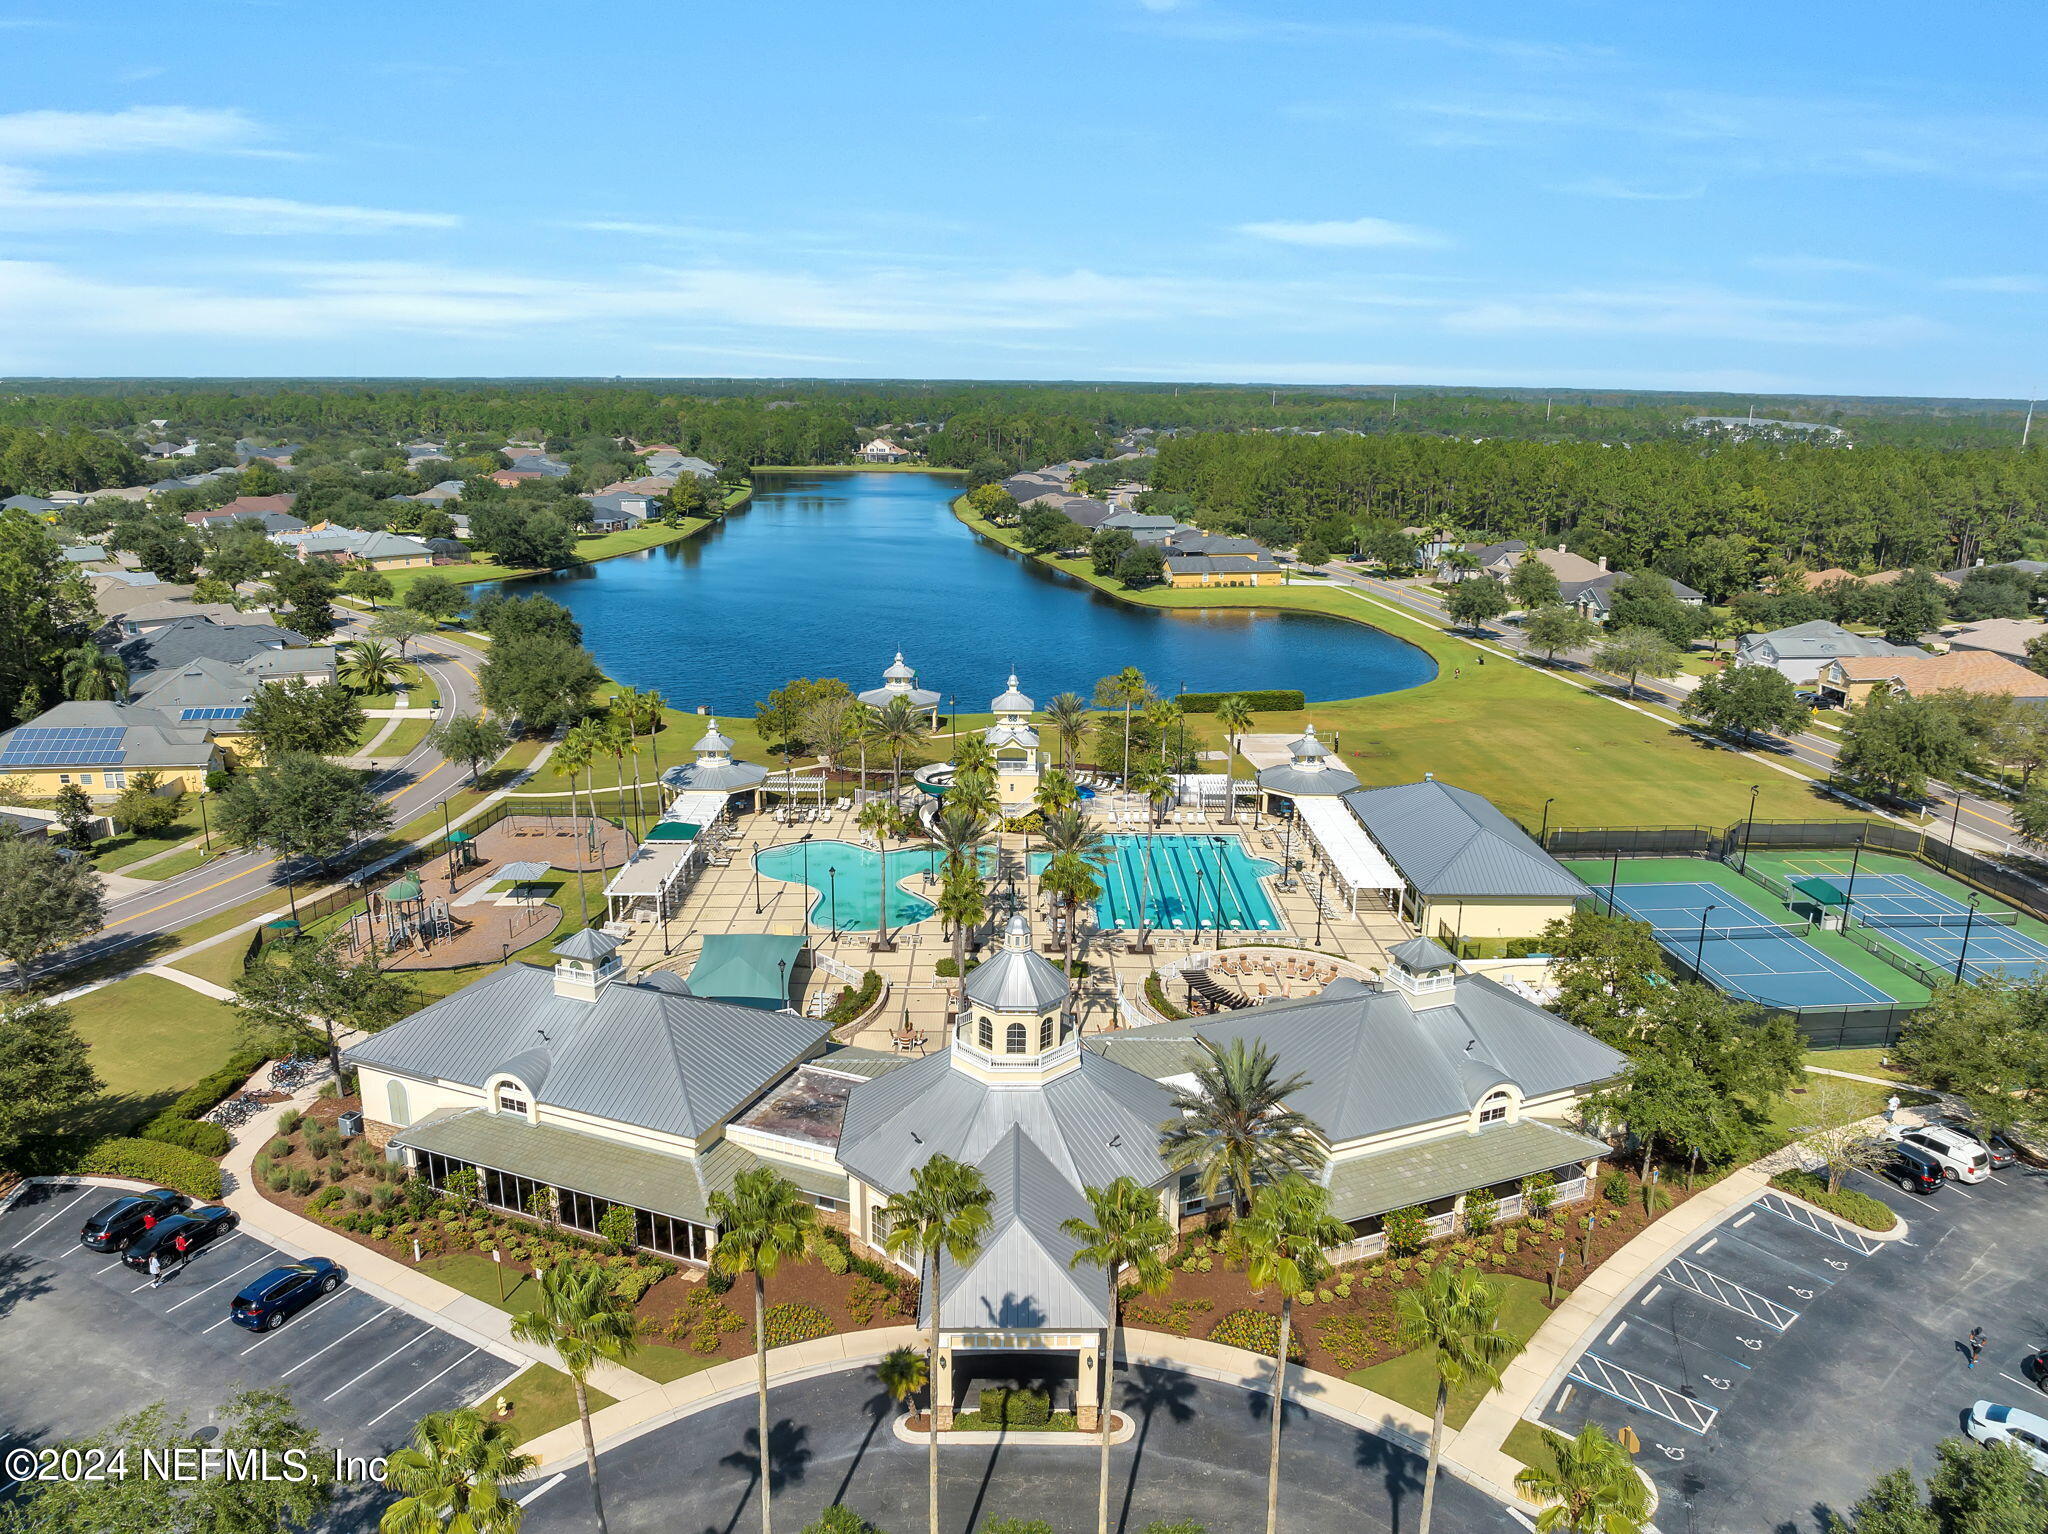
[[828, 865, 839, 939], [1694, 903, 1718, 978], [800, 833, 814, 928], [751, 840, 763, 914], [1954, 894, 1981, 984], [1945, 791, 1965, 871], [1279, 807, 1296, 890], [1538, 797, 1556, 847], [778, 957, 789, 1011], [1739, 783, 1761, 872]]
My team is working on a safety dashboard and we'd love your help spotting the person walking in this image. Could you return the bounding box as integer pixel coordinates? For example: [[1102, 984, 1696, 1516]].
[[148, 1250, 165, 1289], [1886, 1094, 1902, 1124], [1969, 1327, 1987, 1369]]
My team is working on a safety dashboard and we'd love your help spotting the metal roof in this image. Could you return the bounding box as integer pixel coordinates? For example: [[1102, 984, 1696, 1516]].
[[659, 759, 768, 792], [1097, 975, 1625, 1145], [1256, 761, 1361, 799], [394, 1109, 718, 1224], [962, 918, 1070, 1013], [926, 1126, 1111, 1332], [990, 673, 1034, 714], [1390, 935, 1458, 972], [1324, 1119, 1609, 1222], [1340, 780, 1587, 899], [553, 928, 620, 962]]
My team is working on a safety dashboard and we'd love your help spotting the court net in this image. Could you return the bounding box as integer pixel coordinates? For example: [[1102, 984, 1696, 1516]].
[[1852, 909, 2020, 932], [1649, 922, 1812, 946]]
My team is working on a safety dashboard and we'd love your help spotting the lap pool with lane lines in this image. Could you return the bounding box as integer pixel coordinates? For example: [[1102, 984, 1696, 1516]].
[[1034, 833, 1283, 932]]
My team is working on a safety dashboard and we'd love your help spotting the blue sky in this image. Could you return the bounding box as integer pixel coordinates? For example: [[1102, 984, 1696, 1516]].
[[0, 0, 2040, 396]]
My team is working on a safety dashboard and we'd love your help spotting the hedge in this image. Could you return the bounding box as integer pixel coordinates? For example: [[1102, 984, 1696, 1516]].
[[140, 1117, 231, 1157], [1178, 689, 1306, 715], [826, 970, 884, 1025], [164, 1049, 268, 1122], [1144, 972, 1188, 1021], [1769, 1170, 1899, 1232], [976, 1386, 1051, 1427], [77, 1138, 224, 1199]]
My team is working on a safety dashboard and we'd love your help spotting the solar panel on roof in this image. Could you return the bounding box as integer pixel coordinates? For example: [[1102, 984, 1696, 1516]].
[[179, 706, 250, 721]]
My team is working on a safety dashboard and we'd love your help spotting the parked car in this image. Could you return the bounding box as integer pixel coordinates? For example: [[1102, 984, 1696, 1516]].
[[78, 1189, 190, 1252], [1967, 1401, 2048, 1474], [122, 1206, 239, 1270], [1881, 1141, 1945, 1195], [230, 1259, 345, 1331], [2024, 1350, 2048, 1391], [1937, 1118, 2022, 1170], [1888, 1124, 1991, 1183]]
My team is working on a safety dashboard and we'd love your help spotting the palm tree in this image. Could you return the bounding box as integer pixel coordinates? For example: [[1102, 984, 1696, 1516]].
[[1148, 698, 1184, 774], [876, 1344, 928, 1419], [847, 700, 879, 799], [343, 639, 401, 696], [637, 687, 669, 781], [1038, 806, 1109, 998], [882, 1156, 993, 1534], [874, 695, 928, 804], [1062, 1177, 1174, 1534], [1034, 766, 1079, 825], [509, 1262, 639, 1534], [855, 797, 895, 848], [1125, 761, 1174, 950], [555, 722, 602, 926], [1094, 667, 1150, 782], [1215, 695, 1253, 824], [707, 1168, 822, 1534], [600, 706, 642, 839], [1044, 691, 1091, 770], [936, 863, 987, 990], [1160, 1037, 1325, 1217], [948, 764, 999, 826], [61, 643, 127, 702], [951, 733, 994, 775], [380, 1405, 537, 1534], [1233, 1177, 1352, 1534], [1512, 1422, 1652, 1534], [1398, 1263, 1519, 1534]]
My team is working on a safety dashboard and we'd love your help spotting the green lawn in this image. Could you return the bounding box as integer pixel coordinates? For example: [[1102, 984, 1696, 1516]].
[[60, 974, 242, 1136], [955, 498, 1866, 831], [488, 1365, 617, 1447], [1501, 1417, 1568, 1473], [382, 520, 713, 596], [368, 717, 435, 759], [417, 1252, 545, 1311], [169, 937, 252, 991], [1803, 1047, 1915, 1082], [631, 1342, 725, 1384], [1349, 1274, 1553, 1430], [132, 843, 219, 881], [1763, 1076, 1930, 1143], [93, 824, 203, 873]]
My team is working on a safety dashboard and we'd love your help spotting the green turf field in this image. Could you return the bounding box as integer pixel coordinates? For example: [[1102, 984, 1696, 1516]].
[[1560, 855, 1930, 1006]]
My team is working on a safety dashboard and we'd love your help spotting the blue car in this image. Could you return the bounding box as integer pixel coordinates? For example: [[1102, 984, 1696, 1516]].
[[229, 1258, 346, 1331]]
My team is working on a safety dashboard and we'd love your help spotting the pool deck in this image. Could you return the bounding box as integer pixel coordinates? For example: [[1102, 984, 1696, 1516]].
[[605, 792, 1411, 1052]]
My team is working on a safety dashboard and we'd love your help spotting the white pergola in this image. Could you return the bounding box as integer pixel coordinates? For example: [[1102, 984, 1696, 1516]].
[[1292, 797, 1404, 914]]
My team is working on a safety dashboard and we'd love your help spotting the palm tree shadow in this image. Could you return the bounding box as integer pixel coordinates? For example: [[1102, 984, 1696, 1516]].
[[718, 1419, 813, 1534], [1115, 1365, 1197, 1534], [831, 1385, 896, 1508], [1354, 1427, 1425, 1534]]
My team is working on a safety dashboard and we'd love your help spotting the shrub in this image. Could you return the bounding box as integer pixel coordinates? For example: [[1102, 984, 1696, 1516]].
[[819, 1240, 849, 1276], [976, 1386, 1051, 1427], [1382, 1205, 1430, 1257], [764, 1302, 836, 1349], [610, 1265, 665, 1306], [76, 1137, 223, 1199], [1207, 1309, 1306, 1362], [1768, 1170, 1899, 1232], [705, 1263, 735, 1295], [288, 1168, 314, 1196], [161, 1049, 268, 1122], [140, 1116, 232, 1157], [1144, 972, 1188, 1021], [1178, 689, 1305, 714], [599, 1204, 638, 1253], [1501, 1232, 1519, 1257], [1601, 1170, 1631, 1205], [1520, 1172, 1556, 1219], [267, 1169, 291, 1193], [825, 970, 883, 1026], [983, 1522, 1055, 1534], [803, 1509, 887, 1534], [1462, 1187, 1499, 1235], [276, 1107, 302, 1135], [1138, 1524, 1207, 1534], [372, 1185, 399, 1212], [307, 1184, 348, 1214]]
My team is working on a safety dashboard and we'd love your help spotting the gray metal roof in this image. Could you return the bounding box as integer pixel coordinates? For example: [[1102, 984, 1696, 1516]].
[[1737, 620, 1925, 664], [990, 674, 1034, 714], [1097, 975, 1625, 1145], [925, 1126, 1110, 1332], [394, 1108, 718, 1224], [116, 616, 310, 676], [837, 1049, 1172, 1196], [962, 919, 1070, 1013], [1324, 1119, 1609, 1222], [345, 962, 830, 1139], [1340, 780, 1586, 899], [0, 699, 215, 770], [1390, 935, 1458, 972], [553, 927, 620, 962], [659, 758, 768, 792], [1255, 762, 1360, 798]]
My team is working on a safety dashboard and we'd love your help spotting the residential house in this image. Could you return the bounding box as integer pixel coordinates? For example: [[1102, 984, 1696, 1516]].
[[1943, 618, 2048, 665], [2, 494, 60, 514], [1163, 551, 1282, 588], [1941, 558, 2048, 586], [234, 440, 302, 466], [107, 600, 268, 640], [0, 698, 219, 798], [594, 474, 678, 497], [507, 454, 572, 479], [1734, 620, 1928, 685], [118, 617, 332, 701], [414, 480, 466, 507], [643, 452, 716, 480], [1562, 569, 1705, 622], [187, 494, 299, 528], [129, 659, 265, 764], [857, 437, 912, 462], [489, 469, 544, 488], [1815, 650, 2048, 709], [273, 527, 435, 571], [1097, 511, 1183, 543], [582, 492, 659, 530]]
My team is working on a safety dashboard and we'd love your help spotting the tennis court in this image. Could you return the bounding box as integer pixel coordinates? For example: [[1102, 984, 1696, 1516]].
[[1769, 856, 2048, 982], [1596, 879, 1897, 1009]]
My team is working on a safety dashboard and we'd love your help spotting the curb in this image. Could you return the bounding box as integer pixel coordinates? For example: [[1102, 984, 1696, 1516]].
[[888, 1409, 1137, 1448]]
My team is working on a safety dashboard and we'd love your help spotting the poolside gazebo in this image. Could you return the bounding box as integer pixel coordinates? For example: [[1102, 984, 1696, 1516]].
[[1254, 724, 1360, 812], [984, 672, 1045, 812], [857, 651, 942, 725], [658, 718, 769, 813]]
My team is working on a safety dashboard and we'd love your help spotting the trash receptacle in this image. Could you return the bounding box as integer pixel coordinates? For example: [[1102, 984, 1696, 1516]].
[[337, 1110, 364, 1138]]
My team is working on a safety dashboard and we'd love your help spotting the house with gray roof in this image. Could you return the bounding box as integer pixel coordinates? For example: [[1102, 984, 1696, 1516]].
[[0, 698, 219, 797], [1734, 620, 1928, 685], [1340, 778, 1587, 942], [117, 616, 318, 689], [4, 494, 60, 514]]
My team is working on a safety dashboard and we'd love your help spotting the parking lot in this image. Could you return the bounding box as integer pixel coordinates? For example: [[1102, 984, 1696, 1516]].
[[1538, 1159, 2048, 1533], [0, 1181, 521, 1467]]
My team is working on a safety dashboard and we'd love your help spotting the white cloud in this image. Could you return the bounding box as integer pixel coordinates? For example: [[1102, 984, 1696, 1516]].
[[0, 169, 457, 232], [1750, 255, 1886, 275], [0, 106, 261, 157], [1235, 216, 1448, 249], [1939, 274, 2046, 294], [1440, 285, 1937, 346], [1555, 177, 1705, 201]]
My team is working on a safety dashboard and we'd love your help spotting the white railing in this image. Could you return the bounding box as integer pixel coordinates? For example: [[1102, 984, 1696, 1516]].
[[814, 950, 864, 984]]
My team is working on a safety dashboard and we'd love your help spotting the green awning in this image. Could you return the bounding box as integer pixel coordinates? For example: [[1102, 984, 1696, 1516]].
[[685, 933, 805, 1010], [446, 830, 474, 844], [395, 1110, 715, 1225], [1792, 876, 1848, 907], [1325, 1120, 1609, 1223], [645, 821, 701, 842]]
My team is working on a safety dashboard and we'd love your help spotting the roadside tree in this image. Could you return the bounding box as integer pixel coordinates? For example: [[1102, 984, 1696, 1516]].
[[428, 712, 512, 787], [1682, 663, 1809, 744], [0, 831, 105, 985], [1444, 577, 1509, 632], [1523, 605, 1597, 664], [0, 998, 98, 1156], [1507, 554, 1562, 610], [243, 677, 367, 759], [1593, 626, 1684, 698]]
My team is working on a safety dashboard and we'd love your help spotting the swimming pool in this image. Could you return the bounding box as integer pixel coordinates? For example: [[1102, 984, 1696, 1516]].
[[1036, 834, 1283, 932], [752, 840, 984, 932]]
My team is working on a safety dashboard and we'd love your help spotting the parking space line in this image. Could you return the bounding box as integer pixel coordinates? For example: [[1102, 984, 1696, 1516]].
[[1756, 1194, 1885, 1256], [1566, 1352, 1718, 1435], [1638, 1283, 1664, 1307], [323, 1332, 429, 1401], [239, 1290, 348, 1352], [9, 1188, 91, 1248], [97, 1258, 127, 1274], [1606, 1322, 1629, 1344], [517, 1474, 566, 1508], [278, 1312, 384, 1378], [363, 1347, 481, 1429], [2001, 1372, 2033, 1391], [1697, 1237, 1719, 1252], [163, 1256, 271, 1310], [1667, 1258, 1799, 1331]]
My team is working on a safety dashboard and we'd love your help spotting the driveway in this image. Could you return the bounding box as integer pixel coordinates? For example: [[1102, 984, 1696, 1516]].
[[0, 1181, 521, 1469], [513, 1365, 1517, 1534], [1536, 1165, 2048, 1531]]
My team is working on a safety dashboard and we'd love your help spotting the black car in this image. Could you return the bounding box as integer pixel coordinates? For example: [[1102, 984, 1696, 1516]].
[[230, 1259, 345, 1331], [78, 1189, 190, 1252], [1883, 1142, 1945, 1195], [122, 1206, 239, 1270]]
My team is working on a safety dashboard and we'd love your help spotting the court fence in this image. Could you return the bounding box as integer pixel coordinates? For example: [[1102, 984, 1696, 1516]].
[[1547, 817, 2048, 1047]]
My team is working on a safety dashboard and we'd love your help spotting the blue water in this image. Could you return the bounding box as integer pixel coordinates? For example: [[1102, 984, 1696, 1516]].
[[1034, 833, 1283, 932], [753, 839, 988, 932], [494, 472, 1435, 713]]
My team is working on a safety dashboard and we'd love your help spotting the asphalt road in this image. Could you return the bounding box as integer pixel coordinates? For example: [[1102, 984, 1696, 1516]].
[[1538, 1162, 2048, 1533], [0, 1181, 518, 1470], [46, 620, 487, 977], [512, 1365, 1518, 1534], [1310, 563, 2028, 853]]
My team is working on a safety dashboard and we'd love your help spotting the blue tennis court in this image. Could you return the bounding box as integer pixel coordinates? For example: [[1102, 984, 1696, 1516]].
[[1603, 880, 1896, 1009], [1800, 870, 2048, 981]]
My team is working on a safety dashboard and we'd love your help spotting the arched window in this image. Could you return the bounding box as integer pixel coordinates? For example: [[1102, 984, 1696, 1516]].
[[496, 1084, 529, 1115], [1039, 1018, 1055, 1050], [385, 1079, 410, 1128], [978, 1017, 994, 1050], [1005, 1021, 1028, 1054], [1477, 1091, 1512, 1125]]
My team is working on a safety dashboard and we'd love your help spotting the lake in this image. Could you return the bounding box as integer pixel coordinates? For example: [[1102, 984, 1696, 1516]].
[[493, 471, 1435, 713]]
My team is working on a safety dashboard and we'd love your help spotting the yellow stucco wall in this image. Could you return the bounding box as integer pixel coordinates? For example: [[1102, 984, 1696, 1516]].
[[6, 764, 209, 800], [1422, 895, 1578, 941], [1166, 568, 1282, 588]]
